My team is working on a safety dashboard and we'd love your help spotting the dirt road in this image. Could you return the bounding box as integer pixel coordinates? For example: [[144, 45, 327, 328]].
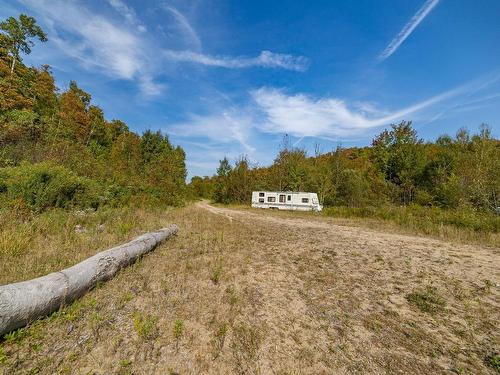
[[1, 203, 499, 374]]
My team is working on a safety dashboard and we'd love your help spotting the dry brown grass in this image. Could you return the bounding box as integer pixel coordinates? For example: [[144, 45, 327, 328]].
[[215, 203, 500, 248], [0, 206, 179, 285], [0, 203, 499, 374]]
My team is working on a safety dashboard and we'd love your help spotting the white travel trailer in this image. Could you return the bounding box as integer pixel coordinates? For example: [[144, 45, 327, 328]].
[[251, 191, 323, 212]]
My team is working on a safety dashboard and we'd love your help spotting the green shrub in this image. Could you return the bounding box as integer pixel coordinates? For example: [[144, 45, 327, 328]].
[[101, 183, 131, 207], [0, 162, 101, 212]]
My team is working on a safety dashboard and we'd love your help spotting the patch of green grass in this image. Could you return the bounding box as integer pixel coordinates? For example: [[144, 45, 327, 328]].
[[485, 353, 500, 372], [132, 312, 158, 340], [0, 226, 32, 256], [210, 263, 223, 284], [119, 359, 132, 367], [30, 342, 43, 352], [3, 327, 27, 343], [173, 319, 184, 340], [85, 297, 98, 309], [67, 352, 79, 362], [0, 347, 7, 364], [406, 286, 446, 314], [118, 222, 134, 236], [225, 286, 238, 306], [119, 291, 134, 306]]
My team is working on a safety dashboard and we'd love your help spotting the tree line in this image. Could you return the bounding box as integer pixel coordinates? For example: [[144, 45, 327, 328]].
[[2, 14, 498, 216], [191, 121, 499, 213], [0, 15, 186, 212]]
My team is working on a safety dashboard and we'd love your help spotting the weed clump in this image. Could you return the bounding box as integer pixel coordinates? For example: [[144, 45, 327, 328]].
[[0, 347, 7, 364], [406, 286, 446, 314], [132, 312, 158, 340], [3, 327, 27, 343], [210, 263, 223, 284], [485, 353, 500, 372], [119, 359, 132, 367], [173, 319, 184, 340]]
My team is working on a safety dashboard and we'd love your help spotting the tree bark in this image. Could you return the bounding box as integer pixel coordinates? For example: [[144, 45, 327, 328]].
[[10, 56, 16, 74], [0, 225, 178, 335]]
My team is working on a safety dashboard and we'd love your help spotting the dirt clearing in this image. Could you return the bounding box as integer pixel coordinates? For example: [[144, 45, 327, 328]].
[[1, 203, 499, 374]]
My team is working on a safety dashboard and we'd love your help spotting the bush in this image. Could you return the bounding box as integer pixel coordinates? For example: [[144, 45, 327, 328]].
[[0, 162, 101, 212], [101, 183, 131, 207], [335, 169, 371, 207]]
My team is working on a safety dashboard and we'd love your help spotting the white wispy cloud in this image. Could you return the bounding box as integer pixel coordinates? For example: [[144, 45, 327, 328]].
[[107, 0, 147, 32], [168, 110, 256, 152], [423, 90, 500, 124], [159, 6, 308, 71], [253, 73, 500, 137], [162, 5, 202, 51], [17, 0, 307, 96], [164, 50, 310, 71], [138, 75, 166, 96], [379, 0, 440, 61], [19, 0, 161, 96], [167, 72, 499, 149]]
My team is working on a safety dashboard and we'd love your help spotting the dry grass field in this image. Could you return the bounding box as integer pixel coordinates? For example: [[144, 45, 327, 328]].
[[0, 202, 499, 374]]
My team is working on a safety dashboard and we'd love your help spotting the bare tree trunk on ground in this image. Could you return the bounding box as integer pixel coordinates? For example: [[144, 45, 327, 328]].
[[0, 225, 178, 335]]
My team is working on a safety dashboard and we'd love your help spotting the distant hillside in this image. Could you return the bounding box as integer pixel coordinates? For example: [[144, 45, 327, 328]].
[[191, 122, 499, 214]]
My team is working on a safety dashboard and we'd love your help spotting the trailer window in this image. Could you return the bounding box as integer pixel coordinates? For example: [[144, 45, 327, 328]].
[[301, 198, 309, 203], [259, 192, 265, 197], [287, 195, 291, 201], [267, 196, 276, 202], [258, 198, 264, 203], [279, 194, 286, 203]]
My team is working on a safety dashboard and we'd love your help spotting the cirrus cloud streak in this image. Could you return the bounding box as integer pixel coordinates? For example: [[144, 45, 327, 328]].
[[164, 50, 310, 71], [379, 0, 440, 61]]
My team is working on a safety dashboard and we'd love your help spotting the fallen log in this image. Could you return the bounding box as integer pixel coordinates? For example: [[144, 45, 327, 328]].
[[0, 225, 178, 336]]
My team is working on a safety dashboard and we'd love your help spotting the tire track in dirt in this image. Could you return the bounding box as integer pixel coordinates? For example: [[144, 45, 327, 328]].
[[198, 201, 500, 374], [197, 201, 498, 276]]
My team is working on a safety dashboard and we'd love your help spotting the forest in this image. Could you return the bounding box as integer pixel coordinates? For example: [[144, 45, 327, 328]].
[[191, 122, 499, 235], [0, 15, 187, 214], [195, 122, 499, 210]]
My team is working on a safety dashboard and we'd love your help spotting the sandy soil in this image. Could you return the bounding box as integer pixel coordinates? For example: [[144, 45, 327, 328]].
[[1, 202, 499, 374]]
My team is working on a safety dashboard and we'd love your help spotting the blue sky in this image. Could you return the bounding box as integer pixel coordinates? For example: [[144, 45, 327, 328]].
[[2, 0, 499, 178]]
